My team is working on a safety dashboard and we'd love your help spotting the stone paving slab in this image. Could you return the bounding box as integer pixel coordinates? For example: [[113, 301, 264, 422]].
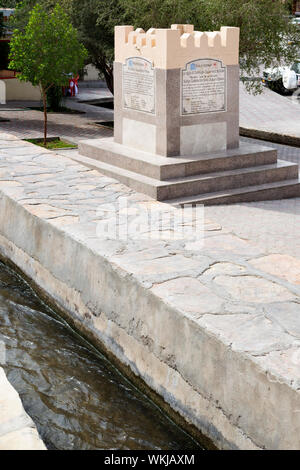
[[0, 367, 46, 450], [1, 82, 300, 147], [241, 136, 300, 166], [205, 198, 300, 258], [0, 132, 300, 449], [240, 83, 300, 140], [0, 88, 113, 144]]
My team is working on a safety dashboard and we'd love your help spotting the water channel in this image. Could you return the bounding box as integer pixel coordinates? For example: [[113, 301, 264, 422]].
[[0, 260, 202, 450]]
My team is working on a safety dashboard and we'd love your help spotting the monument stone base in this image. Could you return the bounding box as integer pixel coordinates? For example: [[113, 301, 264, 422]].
[[75, 137, 300, 205]]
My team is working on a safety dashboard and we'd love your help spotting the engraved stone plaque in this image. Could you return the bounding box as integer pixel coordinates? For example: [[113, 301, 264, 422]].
[[123, 57, 155, 114], [181, 59, 226, 115]]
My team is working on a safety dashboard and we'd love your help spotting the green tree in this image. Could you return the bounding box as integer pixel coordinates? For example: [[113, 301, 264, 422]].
[[0, 13, 5, 38], [73, 0, 300, 93], [68, 0, 116, 93], [7, 0, 300, 94], [0, 41, 10, 70], [115, 0, 300, 91], [0, 1, 19, 6], [9, 3, 87, 145], [8, 0, 116, 92], [0, 13, 11, 70]]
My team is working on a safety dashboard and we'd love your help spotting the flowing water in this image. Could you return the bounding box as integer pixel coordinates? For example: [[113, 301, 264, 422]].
[[0, 261, 202, 450]]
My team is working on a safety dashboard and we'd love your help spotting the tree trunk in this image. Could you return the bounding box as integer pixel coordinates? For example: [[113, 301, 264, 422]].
[[42, 87, 47, 147], [93, 55, 114, 95], [103, 67, 114, 95]]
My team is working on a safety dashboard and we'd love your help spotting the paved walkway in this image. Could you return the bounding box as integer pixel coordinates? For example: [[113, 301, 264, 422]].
[[240, 82, 300, 139], [204, 137, 300, 259], [56, 143, 300, 260], [0, 132, 300, 449], [0, 81, 300, 449], [1, 81, 300, 143], [0, 85, 113, 144], [240, 136, 300, 166], [1, 81, 300, 261]]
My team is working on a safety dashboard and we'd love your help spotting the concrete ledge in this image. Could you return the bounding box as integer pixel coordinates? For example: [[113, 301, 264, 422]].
[[78, 137, 278, 180], [77, 137, 300, 204], [0, 368, 46, 450], [0, 132, 300, 449], [240, 126, 300, 148], [2, 78, 41, 102]]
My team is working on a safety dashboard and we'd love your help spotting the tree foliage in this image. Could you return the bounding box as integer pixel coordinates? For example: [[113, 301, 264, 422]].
[[0, 11, 11, 69], [68, 0, 116, 93], [0, 41, 10, 70], [6, 0, 300, 94], [9, 3, 87, 144], [0, 1, 19, 6], [77, 0, 300, 93], [114, 0, 300, 91], [0, 13, 5, 38], [7, 0, 116, 92]]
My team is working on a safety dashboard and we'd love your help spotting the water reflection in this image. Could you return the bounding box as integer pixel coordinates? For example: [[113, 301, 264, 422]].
[[0, 261, 201, 450]]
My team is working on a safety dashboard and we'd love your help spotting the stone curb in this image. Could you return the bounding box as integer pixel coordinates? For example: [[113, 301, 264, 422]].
[[240, 126, 300, 148], [0, 368, 46, 450]]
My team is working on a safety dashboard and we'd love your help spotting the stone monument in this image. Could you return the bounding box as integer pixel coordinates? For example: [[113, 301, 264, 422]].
[[77, 25, 300, 204]]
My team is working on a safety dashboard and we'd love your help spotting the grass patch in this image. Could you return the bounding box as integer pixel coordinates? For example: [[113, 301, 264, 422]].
[[29, 106, 85, 115], [24, 137, 77, 150]]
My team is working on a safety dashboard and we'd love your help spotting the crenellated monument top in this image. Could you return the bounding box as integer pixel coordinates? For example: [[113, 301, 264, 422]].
[[115, 24, 240, 68]]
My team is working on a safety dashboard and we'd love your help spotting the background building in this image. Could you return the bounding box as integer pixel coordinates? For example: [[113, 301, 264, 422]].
[[292, 0, 300, 15], [0, 7, 41, 102]]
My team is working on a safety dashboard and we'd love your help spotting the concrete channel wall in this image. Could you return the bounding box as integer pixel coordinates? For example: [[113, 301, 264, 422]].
[[0, 133, 300, 450], [0, 368, 46, 450]]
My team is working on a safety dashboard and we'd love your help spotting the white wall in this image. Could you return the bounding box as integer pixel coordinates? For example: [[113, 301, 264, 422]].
[[3, 79, 41, 101], [0, 81, 6, 104], [83, 64, 100, 81]]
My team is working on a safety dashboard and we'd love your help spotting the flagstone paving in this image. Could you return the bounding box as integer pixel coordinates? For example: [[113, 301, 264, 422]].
[[0, 132, 300, 449], [0, 86, 113, 143], [0, 131, 299, 358], [1, 81, 300, 448], [2, 81, 300, 152], [240, 82, 300, 139]]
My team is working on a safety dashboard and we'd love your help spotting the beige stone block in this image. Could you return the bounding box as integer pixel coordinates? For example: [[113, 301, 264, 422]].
[[115, 25, 240, 68], [198, 314, 298, 354], [250, 254, 300, 286], [122, 118, 156, 154], [151, 277, 224, 317], [254, 347, 300, 390], [0, 369, 46, 450], [0, 428, 46, 451], [111, 253, 200, 275], [180, 123, 227, 155], [23, 203, 73, 219], [4, 78, 41, 101], [203, 233, 263, 257], [213, 275, 295, 303]]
